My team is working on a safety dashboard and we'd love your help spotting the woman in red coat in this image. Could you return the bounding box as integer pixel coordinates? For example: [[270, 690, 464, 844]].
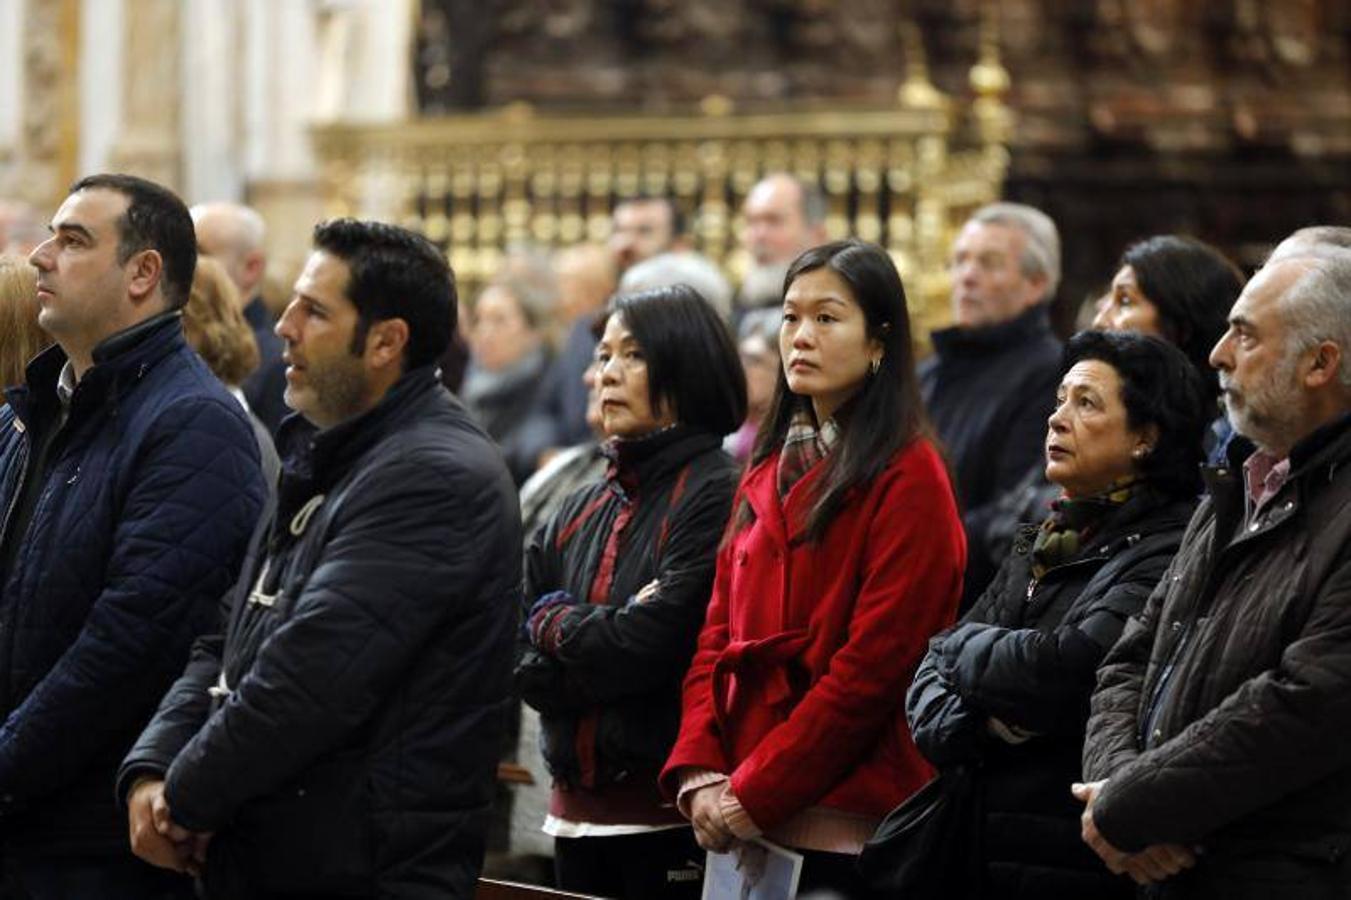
[[660, 239, 966, 896]]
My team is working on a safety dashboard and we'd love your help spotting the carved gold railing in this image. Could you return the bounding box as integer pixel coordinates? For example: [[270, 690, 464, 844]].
[[311, 32, 1011, 337]]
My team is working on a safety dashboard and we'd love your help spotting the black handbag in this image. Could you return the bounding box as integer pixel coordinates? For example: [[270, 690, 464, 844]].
[[856, 764, 983, 899]]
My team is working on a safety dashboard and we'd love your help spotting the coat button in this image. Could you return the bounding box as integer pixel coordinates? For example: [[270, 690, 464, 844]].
[[1171, 621, 1183, 633], [1249, 521, 1261, 532]]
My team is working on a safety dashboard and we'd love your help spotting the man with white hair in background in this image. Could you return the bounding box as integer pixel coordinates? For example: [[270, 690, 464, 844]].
[[736, 173, 827, 311], [190, 202, 288, 434], [1078, 244, 1351, 898], [922, 201, 1064, 607]]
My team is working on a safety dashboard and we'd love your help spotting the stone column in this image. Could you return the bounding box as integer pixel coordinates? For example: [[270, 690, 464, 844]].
[[180, 0, 244, 204], [0, 0, 80, 211], [106, 0, 182, 191]]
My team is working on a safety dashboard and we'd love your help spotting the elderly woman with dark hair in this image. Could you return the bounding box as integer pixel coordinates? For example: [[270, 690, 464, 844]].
[[907, 330, 1212, 899], [975, 237, 1245, 590], [514, 284, 746, 899]]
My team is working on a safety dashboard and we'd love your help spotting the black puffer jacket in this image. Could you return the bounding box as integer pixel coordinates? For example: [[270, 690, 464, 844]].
[[1084, 413, 1351, 899], [118, 367, 521, 899], [908, 491, 1195, 899], [514, 427, 737, 792]]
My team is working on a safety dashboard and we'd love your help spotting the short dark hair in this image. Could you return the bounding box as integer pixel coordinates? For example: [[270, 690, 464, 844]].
[[1120, 235, 1243, 393], [603, 284, 746, 436], [311, 218, 456, 370], [1062, 330, 1211, 498], [70, 173, 196, 309], [614, 195, 687, 239]]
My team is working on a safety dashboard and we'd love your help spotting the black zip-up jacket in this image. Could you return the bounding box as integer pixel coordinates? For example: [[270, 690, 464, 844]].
[[514, 427, 737, 790], [118, 367, 521, 899], [920, 304, 1063, 607], [1084, 412, 1351, 899], [909, 491, 1195, 899]]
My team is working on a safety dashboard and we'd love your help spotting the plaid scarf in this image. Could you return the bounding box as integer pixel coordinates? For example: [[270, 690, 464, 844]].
[[776, 407, 841, 500], [1030, 477, 1142, 578]]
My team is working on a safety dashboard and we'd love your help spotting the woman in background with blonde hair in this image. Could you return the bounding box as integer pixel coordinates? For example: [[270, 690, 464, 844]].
[[0, 254, 50, 399], [183, 256, 280, 486]]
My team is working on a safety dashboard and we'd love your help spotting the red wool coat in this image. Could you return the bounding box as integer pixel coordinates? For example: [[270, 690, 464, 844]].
[[660, 438, 966, 832]]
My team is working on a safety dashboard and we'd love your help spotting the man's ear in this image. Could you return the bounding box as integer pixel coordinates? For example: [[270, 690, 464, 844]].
[[1304, 340, 1343, 390], [240, 250, 266, 291], [126, 249, 164, 306], [364, 317, 410, 369], [1022, 271, 1049, 309]]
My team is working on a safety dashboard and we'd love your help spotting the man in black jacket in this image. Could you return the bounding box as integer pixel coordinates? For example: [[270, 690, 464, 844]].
[[0, 174, 266, 899], [921, 202, 1064, 608], [1078, 245, 1351, 897], [119, 219, 521, 899]]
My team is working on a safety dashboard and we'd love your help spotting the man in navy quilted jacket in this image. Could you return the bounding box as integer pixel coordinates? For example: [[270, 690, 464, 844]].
[[0, 174, 267, 898]]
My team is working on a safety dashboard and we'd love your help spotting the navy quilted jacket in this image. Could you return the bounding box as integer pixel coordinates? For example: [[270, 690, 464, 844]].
[[0, 312, 267, 854]]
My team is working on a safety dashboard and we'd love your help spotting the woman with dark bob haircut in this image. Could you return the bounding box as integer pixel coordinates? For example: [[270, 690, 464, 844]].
[[908, 330, 1211, 898], [661, 240, 966, 897], [515, 283, 746, 899]]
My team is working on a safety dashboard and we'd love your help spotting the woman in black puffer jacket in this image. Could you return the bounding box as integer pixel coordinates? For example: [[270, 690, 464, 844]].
[[907, 331, 1211, 898], [514, 284, 745, 900]]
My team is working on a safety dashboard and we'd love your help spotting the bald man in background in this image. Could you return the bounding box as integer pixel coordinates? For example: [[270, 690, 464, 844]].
[[190, 202, 288, 435]]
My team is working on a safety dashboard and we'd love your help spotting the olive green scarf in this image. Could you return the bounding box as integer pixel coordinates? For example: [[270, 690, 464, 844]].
[[1030, 478, 1142, 578]]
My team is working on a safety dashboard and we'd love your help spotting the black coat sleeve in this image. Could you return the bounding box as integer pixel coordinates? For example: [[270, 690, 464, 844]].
[[906, 642, 988, 767], [547, 478, 733, 705], [514, 489, 576, 715], [115, 633, 225, 800], [906, 544, 1027, 765], [941, 555, 1170, 736]]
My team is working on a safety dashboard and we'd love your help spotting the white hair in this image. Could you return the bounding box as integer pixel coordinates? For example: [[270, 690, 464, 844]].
[[969, 202, 1062, 302], [190, 202, 266, 253], [619, 252, 733, 321], [1279, 249, 1351, 391]]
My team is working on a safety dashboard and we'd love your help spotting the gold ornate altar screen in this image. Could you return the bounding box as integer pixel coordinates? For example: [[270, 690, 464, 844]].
[[311, 45, 1011, 337]]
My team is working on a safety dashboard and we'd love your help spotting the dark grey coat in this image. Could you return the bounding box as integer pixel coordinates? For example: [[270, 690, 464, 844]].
[[1084, 412, 1351, 899]]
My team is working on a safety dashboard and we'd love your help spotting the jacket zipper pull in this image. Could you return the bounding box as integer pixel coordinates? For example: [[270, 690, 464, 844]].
[[1025, 577, 1038, 602]]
